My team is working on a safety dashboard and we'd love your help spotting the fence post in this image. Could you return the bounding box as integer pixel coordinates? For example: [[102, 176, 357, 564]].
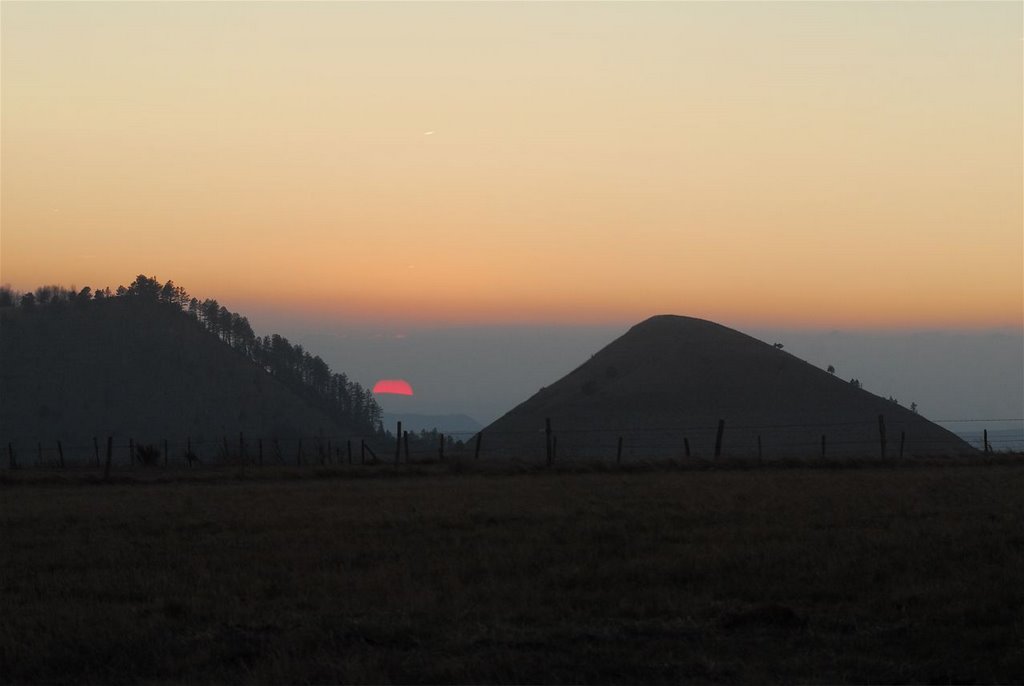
[[684, 437, 691, 458], [545, 418, 552, 466], [104, 436, 113, 480], [7, 443, 15, 470], [983, 429, 989, 454], [616, 436, 623, 465], [360, 439, 365, 464], [475, 432, 482, 460], [880, 413, 888, 462], [93, 436, 100, 467], [714, 419, 725, 458], [395, 422, 402, 464], [438, 434, 445, 461], [347, 439, 352, 465], [57, 440, 65, 469], [899, 431, 906, 459]]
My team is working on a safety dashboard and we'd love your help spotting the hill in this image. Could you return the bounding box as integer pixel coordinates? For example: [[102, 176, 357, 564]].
[[480, 315, 974, 459], [0, 278, 381, 463]]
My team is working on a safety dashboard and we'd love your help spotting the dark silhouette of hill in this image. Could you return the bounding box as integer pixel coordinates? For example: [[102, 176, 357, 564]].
[[481, 315, 974, 459], [0, 277, 382, 460]]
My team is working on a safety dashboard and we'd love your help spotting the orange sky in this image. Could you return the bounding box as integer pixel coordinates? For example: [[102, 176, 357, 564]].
[[2, 1, 1021, 328]]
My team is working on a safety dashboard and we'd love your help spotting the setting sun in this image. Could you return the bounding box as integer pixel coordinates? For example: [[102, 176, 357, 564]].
[[372, 379, 414, 397]]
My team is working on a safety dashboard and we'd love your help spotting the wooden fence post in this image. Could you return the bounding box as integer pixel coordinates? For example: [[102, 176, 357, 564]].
[[104, 436, 113, 480], [57, 440, 65, 469], [545, 418, 552, 466], [714, 420, 725, 458], [880, 413, 888, 462], [347, 439, 352, 465], [983, 429, 989, 454], [684, 437, 691, 458], [616, 436, 623, 465], [475, 432, 482, 461], [395, 422, 402, 464]]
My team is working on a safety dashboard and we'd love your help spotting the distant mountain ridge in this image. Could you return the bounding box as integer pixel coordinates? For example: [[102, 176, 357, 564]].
[[0, 277, 382, 461], [382, 412, 482, 436], [481, 315, 974, 459]]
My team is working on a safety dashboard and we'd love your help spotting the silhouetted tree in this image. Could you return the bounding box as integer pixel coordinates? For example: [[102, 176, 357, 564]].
[[126, 275, 161, 301], [0, 286, 17, 307]]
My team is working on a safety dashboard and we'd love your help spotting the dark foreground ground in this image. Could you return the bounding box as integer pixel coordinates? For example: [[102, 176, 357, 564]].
[[2, 461, 1023, 684]]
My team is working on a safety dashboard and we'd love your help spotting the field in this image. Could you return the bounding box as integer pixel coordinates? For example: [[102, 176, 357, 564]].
[[2, 461, 1023, 684]]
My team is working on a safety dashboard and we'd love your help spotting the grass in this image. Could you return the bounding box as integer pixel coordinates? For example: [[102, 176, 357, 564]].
[[2, 462, 1023, 683]]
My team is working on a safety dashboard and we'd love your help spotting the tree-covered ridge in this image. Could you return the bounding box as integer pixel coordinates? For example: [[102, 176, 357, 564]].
[[0, 276, 383, 435]]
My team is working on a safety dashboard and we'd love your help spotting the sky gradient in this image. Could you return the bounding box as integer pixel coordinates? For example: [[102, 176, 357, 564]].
[[2, 1, 1022, 329]]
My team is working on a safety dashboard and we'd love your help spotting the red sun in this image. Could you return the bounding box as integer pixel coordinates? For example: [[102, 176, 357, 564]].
[[372, 379, 414, 396]]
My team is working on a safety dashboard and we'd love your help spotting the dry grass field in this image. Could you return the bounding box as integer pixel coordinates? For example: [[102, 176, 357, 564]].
[[2, 461, 1023, 684]]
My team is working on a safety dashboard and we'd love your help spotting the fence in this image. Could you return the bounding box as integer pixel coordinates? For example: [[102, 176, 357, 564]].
[[3, 416, 1022, 473]]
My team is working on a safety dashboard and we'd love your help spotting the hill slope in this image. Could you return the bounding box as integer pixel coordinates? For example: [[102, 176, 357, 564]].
[[481, 315, 974, 459], [0, 296, 376, 462]]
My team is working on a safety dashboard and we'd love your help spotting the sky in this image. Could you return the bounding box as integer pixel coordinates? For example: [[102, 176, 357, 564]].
[[3, 1, 1021, 329], [2, 1, 1022, 429]]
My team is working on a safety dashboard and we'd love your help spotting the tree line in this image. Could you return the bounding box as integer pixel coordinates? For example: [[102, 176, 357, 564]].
[[0, 276, 384, 435]]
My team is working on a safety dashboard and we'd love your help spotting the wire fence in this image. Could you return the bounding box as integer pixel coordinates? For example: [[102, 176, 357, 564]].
[[3, 416, 1022, 472]]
